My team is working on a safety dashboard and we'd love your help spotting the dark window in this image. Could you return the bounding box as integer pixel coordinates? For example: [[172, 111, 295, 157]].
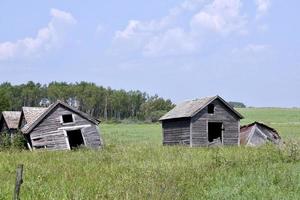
[[62, 114, 74, 123], [67, 129, 84, 149], [208, 104, 215, 114]]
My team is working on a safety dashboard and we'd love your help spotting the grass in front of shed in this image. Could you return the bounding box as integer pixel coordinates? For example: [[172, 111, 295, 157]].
[[0, 108, 300, 199], [1, 141, 300, 199]]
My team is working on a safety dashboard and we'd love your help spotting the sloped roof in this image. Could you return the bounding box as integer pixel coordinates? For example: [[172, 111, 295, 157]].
[[22, 101, 100, 134], [1, 111, 21, 129], [160, 95, 243, 121], [22, 107, 48, 126], [240, 122, 281, 145]]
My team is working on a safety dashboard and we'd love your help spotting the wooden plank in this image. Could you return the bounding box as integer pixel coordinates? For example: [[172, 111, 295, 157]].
[[13, 164, 23, 200], [162, 119, 191, 145]]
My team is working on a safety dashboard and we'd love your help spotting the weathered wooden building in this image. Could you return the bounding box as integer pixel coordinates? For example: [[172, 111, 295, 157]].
[[20, 101, 103, 151], [0, 111, 21, 135], [240, 122, 281, 146], [159, 96, 244, 147]]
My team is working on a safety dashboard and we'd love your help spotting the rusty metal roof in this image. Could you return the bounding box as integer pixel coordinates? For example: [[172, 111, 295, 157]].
[[240, 122, 281, 145]]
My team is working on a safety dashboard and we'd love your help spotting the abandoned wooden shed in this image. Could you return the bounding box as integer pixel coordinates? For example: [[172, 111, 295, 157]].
[[240, 122, 281, 146], [0, 111, 21, 135], [159, 95, 244, 147], [20, 101, 103, 151]]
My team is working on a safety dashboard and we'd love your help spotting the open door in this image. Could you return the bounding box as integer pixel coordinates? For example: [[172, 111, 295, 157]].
[[67, 129, 85, 149], [208, 122, 223, 144]]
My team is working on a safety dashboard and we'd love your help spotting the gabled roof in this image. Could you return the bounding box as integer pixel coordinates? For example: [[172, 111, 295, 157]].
[[22, 101, 100, 134], [240, 122, 281, 139], [159, 95, 243, 121], [21, 107, 48, 131], [240, 122, 281, 145], [1, 111, 21, 129]]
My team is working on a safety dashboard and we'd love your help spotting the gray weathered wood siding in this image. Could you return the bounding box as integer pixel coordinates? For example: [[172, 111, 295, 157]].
[[162, 118, 190, 145], [29, 105, 101, 150], [81, 125, 102, 148], [190, 118, 207, 147], [31, 129, 69, 150], [191, 99, 239, 147]]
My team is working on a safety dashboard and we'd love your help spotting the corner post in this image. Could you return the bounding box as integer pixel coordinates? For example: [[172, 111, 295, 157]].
[[13, 164, 24, 200]]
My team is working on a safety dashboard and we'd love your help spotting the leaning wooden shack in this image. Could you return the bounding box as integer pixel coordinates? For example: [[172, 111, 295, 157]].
[[160, 95, 244, 147], [19, 101, 103, 151], [240, 122, 281, 146]]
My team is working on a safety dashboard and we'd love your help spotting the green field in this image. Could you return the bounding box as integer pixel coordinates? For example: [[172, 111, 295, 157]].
[[238, 108, 300, 139], [0, 108, 300, 199]]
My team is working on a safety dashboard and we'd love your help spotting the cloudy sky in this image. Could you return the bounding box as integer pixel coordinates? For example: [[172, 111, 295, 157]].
[[0, 0, 299, 107]]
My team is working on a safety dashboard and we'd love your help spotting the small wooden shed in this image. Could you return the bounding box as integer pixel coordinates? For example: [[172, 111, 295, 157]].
[[240, 122, 281, 146], [0, 111, 21, 135], [159, 96, 244, 147], [20, 101, 103, 151]]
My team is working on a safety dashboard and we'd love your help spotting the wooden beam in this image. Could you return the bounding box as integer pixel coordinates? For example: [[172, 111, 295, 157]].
[[13, 164, 24, 200]]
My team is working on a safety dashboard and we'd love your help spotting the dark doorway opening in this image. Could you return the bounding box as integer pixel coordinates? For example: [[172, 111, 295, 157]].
[[67, 129, 84, 149], [208, 122, 223, 143]]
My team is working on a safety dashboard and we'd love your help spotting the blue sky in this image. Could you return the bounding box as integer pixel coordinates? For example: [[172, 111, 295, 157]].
[[0, 0, 299, 107]]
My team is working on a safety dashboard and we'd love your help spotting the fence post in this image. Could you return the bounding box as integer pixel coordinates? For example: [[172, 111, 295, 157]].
[[13, 164, 24, 200]]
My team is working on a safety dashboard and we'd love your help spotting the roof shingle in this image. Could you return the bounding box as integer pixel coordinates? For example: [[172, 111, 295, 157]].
[[21, 107, 48, 132], [160, 95, 243, 121], [1, 111, 21, 129], [160, 96, 216, 120]]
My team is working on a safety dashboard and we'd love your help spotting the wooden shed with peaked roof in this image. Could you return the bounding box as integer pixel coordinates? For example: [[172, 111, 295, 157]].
[[0, 111, 21, 134], [240, 122, 281, 146], [159, 95, 244, 147], [19, 101, 103, 151]]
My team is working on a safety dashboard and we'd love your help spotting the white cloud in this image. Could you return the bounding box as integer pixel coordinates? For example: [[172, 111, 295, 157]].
[[170, 0, 205, 14], [0, 8, 76, 61], [113, 0, 272, 57], [115, 20, 143, 39], [112, 18, 176, 56], [143, 28, 197, 56], [190, 0, 247, 35], [255, 0, 271, 18], [50, 8, 76, 24], [113, 0, 209, 56]]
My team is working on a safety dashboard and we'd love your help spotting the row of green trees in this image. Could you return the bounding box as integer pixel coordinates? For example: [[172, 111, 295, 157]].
[[0, 81, 174, 122]]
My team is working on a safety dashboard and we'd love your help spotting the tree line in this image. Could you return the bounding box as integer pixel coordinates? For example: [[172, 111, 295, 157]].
[[0, 81, 174, 122], [228, 101, 246, 108]]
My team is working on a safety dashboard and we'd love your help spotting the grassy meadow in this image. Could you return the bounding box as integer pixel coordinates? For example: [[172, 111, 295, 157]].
[[0, 108, 300, 199]]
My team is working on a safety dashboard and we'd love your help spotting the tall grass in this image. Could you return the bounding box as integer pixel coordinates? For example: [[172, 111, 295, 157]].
[[0, 143, 299, 199], [0, 108, 299, 199]]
